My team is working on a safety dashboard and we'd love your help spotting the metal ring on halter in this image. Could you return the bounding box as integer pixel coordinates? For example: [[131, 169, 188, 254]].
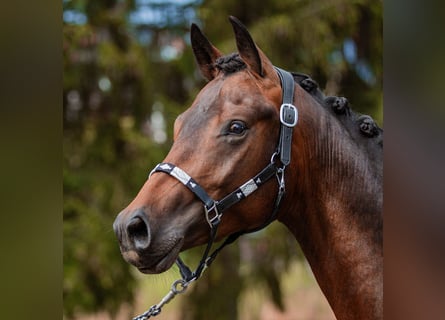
[[270, 151, 279, 165], [172, 279, 189, 294]]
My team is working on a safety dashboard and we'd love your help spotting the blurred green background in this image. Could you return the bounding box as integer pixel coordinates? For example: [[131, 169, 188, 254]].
[[63, 0, 381, 319]]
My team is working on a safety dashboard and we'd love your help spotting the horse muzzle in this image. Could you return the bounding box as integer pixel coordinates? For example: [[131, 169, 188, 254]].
[[113, 208, 183, 273]]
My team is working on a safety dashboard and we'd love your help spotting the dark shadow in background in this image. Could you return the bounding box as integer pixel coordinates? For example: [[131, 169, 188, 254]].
[[384, 0, 445, 318]]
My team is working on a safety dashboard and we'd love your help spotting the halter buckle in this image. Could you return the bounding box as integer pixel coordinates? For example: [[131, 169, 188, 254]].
[[204, 203, 221, 228], [280, 103, 298, 127]]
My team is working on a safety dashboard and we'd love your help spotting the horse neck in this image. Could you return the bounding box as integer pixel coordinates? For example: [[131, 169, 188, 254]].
[[279, 85, 383, 320]]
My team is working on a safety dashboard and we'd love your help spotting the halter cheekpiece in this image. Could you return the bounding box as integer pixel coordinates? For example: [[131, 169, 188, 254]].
[[133, 67, 298, 320]]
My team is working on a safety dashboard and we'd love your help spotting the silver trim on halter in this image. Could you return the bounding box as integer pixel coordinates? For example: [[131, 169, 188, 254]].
[[239, 179, 258, 198], [170, 166, 192, 186]]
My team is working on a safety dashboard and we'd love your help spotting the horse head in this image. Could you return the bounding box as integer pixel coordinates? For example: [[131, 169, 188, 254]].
[[113, 17, 287, 274]]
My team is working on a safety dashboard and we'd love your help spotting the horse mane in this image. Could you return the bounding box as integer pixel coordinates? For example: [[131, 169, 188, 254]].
[[214, 53, 383, 150], [215, 53, 247, 74], [289, 70, 383, 246], [291, 71, 383, 149]]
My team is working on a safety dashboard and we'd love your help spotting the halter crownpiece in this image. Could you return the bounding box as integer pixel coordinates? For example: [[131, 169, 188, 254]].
[[133, 67, 297, 320], [275, 67, 298, 166]]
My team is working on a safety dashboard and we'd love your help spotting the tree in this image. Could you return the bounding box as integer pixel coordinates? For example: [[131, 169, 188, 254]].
[[63, 0, 193, 316]]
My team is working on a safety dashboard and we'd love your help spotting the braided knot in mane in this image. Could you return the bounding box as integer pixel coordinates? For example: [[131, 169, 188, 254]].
[[215, 53, 246, 75]]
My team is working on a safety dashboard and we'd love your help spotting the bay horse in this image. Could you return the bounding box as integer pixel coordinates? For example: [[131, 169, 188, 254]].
[[113, 16, 383, 320]]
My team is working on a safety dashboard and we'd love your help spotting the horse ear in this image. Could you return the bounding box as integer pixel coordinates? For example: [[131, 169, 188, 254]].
[[229, 16, 275, 78], [191, 23, 223, 81]]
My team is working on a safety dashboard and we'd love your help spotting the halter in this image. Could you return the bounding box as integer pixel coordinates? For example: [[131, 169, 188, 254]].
[[133, 67, 297, 320]]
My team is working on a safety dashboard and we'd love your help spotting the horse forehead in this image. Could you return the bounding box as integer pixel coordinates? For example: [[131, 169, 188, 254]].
[[220, 74, 264, 104], [194, 80, 223, 112], [192, 75, 265, 114], [174, 81, 222, 137]]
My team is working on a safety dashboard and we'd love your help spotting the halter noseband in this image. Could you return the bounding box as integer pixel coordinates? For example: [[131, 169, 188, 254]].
[[134, 67, 297, 320]]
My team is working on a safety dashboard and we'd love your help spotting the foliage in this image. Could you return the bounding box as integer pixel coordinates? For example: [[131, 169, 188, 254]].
[[63, 0, 187, 316], [63, 0, 382, 318]]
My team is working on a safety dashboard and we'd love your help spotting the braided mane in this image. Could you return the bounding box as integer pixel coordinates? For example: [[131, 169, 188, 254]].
[[215, 53, 247, 74]]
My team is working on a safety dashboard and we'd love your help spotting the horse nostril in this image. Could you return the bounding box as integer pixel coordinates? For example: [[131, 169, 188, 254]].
[[126, 214, 151, 251]]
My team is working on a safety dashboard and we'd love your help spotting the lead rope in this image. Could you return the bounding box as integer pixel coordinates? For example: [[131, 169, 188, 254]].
[[133, 278, 191, 320], [133, 220, 220, 320]]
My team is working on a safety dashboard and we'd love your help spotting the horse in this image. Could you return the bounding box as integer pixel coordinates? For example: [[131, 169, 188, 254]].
[[113, 16, 383, 320]]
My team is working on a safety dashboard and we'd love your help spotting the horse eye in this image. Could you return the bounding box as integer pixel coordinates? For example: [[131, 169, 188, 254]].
[[228, 121, 247, 135]]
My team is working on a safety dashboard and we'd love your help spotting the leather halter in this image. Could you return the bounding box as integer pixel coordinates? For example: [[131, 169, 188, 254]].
[[134, 67, 297, 320]]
